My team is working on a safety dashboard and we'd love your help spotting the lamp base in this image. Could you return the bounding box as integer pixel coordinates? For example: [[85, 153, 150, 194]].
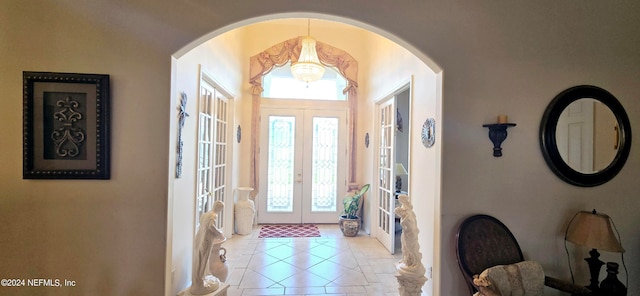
[[585, 248, 604, 292]]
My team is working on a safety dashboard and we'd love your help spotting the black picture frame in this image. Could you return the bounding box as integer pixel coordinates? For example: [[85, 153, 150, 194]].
[[23, 71, 111, 179]]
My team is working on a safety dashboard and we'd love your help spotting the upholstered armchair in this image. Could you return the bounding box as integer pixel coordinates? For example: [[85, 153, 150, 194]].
[[455, 214, 596, 295]]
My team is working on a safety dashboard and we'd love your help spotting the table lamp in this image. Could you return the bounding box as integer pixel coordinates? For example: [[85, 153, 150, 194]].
[[395, 163, 408, 192], [565, 209, 625, 292]]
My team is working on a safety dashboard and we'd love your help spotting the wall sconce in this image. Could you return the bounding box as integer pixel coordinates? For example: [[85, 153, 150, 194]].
[[565, 209, 626, 294], [483, 115, 516, 157]]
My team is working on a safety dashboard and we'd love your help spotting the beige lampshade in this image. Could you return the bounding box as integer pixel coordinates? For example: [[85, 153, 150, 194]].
[[395, 163, 408, 176], [291, 36, 325, 82], [566, 210, 624, 253]]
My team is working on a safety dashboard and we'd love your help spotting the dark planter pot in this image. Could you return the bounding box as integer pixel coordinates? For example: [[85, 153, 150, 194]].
[[339, 215, 360, 237]]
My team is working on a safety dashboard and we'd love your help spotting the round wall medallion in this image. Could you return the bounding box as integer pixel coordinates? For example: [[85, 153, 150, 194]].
[[422, 118, 435, 148]]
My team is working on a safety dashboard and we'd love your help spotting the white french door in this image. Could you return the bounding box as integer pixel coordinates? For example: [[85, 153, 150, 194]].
[[374, 98, 396, 253], [258, 108, 347, 224], [195, 76, 232, 237]]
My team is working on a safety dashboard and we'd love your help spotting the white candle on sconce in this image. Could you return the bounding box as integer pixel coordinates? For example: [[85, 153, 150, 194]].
[[497, 115, 508, 124]]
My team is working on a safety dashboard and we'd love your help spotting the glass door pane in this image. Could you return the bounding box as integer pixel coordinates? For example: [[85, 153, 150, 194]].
[[375, 98, 395, 253], [301, 110, 346, 223], [266, 116, 296, 212], [195, 86, 214, 231], [196, 79, 231, 237], [311, 117, 339, 212], [212, 91, 228, 230]]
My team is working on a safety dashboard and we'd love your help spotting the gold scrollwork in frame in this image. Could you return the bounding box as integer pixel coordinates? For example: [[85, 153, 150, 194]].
[[23, 71, 111, 179]]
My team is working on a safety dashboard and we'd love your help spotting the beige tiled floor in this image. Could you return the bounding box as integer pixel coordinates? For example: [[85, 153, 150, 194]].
[[222, 225, 402, 296]]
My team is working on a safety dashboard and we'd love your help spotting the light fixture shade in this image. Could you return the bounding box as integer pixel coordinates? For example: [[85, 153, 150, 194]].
[[395, 163, 408, 176], [566, 210, 624, 253], [291, 36, 325, 82]]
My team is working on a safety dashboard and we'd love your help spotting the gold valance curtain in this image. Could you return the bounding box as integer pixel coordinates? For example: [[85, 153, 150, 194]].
[[248, 37, 359, 198]]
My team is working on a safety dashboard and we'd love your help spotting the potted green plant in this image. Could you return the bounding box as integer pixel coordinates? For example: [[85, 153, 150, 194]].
[[339, 184, 370, 237]]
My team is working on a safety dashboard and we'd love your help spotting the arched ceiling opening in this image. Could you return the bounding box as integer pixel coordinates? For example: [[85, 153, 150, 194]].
[[173, 13, 442, 74], [170, 11, 445, 296]]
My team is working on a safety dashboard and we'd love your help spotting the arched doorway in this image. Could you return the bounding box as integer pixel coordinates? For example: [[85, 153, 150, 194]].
[[169, 14, 443, 296]]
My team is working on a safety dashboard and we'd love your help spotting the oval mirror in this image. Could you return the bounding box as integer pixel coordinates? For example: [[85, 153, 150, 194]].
[[540, 85, 632, 187]]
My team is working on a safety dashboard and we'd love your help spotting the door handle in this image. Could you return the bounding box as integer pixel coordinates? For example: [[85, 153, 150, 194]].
[[295, 172, 302, 183]]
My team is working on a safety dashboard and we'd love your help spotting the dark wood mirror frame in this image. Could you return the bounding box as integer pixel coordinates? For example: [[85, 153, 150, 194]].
[[540, 85, 632, 187]]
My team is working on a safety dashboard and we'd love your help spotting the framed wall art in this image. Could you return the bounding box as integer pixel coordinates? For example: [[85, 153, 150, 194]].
[[23, 71, 111, 179]]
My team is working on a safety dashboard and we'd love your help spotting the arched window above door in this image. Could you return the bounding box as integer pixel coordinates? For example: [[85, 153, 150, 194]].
[[262, 62, 348, 101]]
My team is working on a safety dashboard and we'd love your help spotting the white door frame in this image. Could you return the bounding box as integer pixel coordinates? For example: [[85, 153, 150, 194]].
[[257, 108, 305, 224], [373, 96, 397, 253], [258, 104, 347, 224], [302, 109, 348, 223], [196, 66, 235, 238], [371, 82, 412, 254]]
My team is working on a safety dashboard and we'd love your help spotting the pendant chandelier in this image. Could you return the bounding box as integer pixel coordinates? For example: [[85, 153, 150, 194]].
[[291, 19, 325, 82]]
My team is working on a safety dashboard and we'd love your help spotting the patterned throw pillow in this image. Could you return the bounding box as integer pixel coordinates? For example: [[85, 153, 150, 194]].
[[472, 261, 544, 296]]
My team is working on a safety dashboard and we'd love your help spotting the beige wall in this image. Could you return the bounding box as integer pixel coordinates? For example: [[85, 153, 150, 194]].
[[0, 2, 173, 295], [359, 32, 440, 295], [171, 32, 244, 293], [2, 2, 639, 296]]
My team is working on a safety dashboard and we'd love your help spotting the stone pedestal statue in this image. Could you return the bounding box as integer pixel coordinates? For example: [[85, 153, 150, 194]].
[[234, 187, 255, 235], [394, 194, 427, 296], [189, 201, 226, 295]]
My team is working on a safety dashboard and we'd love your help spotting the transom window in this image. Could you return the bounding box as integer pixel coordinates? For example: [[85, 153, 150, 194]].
[[262, 62, 348, 101]]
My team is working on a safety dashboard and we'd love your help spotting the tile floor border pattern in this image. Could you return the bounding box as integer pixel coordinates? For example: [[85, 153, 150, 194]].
[[221, 225, 403, 296]]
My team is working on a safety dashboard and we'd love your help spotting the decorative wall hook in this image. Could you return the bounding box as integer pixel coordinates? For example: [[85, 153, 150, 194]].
[[482, 123, 516, 157]]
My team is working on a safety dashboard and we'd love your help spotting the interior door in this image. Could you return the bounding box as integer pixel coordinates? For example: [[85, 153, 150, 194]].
[[258, 108, 346, 224], [196, 78, 232, 237], [557, 99, 595, 172], [374, 98, 396, 253]]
